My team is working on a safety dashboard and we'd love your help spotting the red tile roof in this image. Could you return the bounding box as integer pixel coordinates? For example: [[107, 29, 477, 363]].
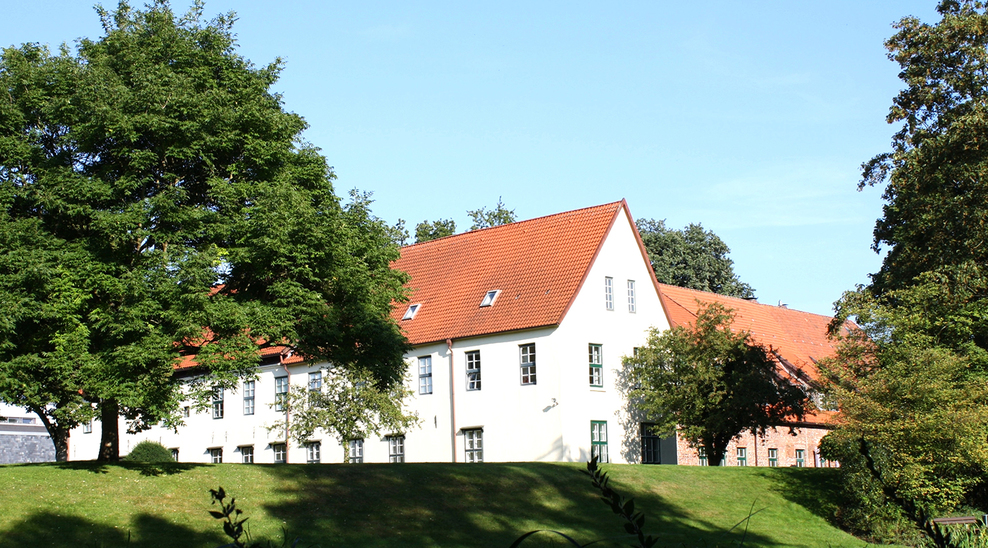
[[657, 284, 841, 384], [657, 284, 843, 425], [392, 201, 641, 346]]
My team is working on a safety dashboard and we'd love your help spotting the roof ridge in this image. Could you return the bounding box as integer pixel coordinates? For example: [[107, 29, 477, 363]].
[[656, 283, 834, 320], [401, 200, 625, 249]]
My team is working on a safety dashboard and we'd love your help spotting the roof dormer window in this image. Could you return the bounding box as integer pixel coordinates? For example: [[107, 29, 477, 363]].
[[402, 303, 421, 320], [480, 290, 501, 307]]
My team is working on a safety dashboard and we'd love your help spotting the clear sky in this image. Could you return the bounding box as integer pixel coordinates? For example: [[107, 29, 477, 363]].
[[5, 1, 943, 316]]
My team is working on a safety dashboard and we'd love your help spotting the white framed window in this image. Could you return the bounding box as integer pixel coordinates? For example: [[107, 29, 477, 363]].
[[273, 443, 287, 464], [306, 442, 321, 464], [348, 439, 364, 463], [520, 343, 536, 385], [183, 406, 190, 418], [627, 280, 636, 313], [170, 448, 179, 462], [388, 435, 405, 463], [464, 429, 483, 463], [308, 371, 322, 392], [418, 356, 433, 394], [212, 388, 224, 419], [589, 344, 603, 387], [465, 350, 481, 391], [241, 446, 254, 464], [605, 277, 614, 310], [795, 449, 805, 467], [275, 377, 288, 412], [243, 380, 255, 415], [768, 448, 778, 467], [737, 447, 747, 466], [698, 446, 708, 466], [591, 421, 608, 463], [480, 290, 500, 307], [402, 303, 421, 320], [83, 420, 93, 434], [209, 448, 223, 464]]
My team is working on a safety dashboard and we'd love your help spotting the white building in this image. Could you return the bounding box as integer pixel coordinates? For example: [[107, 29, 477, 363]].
[[69, 200, 669, 464]]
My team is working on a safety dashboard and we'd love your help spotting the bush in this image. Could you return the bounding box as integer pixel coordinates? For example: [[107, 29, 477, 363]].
[[125, 441, 174, 463]]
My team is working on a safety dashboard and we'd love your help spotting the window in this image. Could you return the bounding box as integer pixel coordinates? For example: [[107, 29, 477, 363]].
[[83, 420, 92, 434], [402, 303, 420, 320], [464, 429, 483, 463], [171, 448, 179, 462], [275, 377, 288, 412], [243, 380, 255, 415], [308, 371, 322, 392], [604, 277, 614, 310], [768, 448, 778, 467], [418, 356, 433, 394], [640, 423, 661, 464], [273, 443, 287, 464], [212, 388, 224, 419], [241, 446, 254, 464], [183, 406, 190, 418], [795, 449, 805, 467], [465, 350, 481, 391], [306, 442, 321, 464], [589, 344, 603, 387], [698, 446, 708, 466], [591, 421, 608, 463], [348, 439, 364, 463], [210, 448, 223, 464], [737, 447, 747, 466], [480, 290, 500, 307], [520, 343, 536, 385], [627, 280, 636, 313], [388, 435, 405, 463]]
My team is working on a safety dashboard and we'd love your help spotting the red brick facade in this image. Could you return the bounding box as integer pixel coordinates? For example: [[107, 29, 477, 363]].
[[673, 425, 837, 468]]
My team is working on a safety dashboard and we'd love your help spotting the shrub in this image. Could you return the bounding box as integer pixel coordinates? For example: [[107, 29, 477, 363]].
[[125, 441, 174, 463]]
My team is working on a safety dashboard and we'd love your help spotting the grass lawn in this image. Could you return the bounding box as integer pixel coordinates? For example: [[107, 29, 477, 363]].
[[0, 461, 880, 547]]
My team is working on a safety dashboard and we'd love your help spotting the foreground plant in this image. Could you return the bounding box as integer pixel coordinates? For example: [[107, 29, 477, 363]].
[[208, 486, 308, 548]]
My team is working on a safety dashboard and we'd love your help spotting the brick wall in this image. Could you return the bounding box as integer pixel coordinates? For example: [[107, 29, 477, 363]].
[[674, 425, 835, 467]]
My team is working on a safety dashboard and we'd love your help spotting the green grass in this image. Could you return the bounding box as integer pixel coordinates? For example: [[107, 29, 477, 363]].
[[0, 461, 881, 547]]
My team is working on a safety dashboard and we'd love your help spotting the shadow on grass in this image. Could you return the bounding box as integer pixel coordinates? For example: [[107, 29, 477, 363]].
[[761, 467, 844, 523], [256, 462, 778, 548], [53, 460, 209, 477], [1, 511, 224, 547]]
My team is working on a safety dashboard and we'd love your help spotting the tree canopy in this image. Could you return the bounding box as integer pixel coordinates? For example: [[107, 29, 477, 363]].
[[628, 302, 807, 466], [414, 218, 456, 243], [823, 1, 988, 541], [467, 197, 516, 230], [0, 1, 409, 461], [636, 219, 754, 299]]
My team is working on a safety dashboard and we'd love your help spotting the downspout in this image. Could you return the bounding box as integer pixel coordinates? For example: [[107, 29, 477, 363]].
[[448, 338, 456, 463]]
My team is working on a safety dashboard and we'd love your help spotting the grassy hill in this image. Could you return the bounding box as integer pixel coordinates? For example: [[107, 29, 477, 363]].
[[0, 461, 878, 547]]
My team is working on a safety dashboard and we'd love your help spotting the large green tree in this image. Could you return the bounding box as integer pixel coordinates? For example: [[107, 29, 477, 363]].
[[414, 218, 456, 243], [636, 219, 754, 299], [628, 302, 807, 466], [0, 1, 409, 461], [824, 1, 988, 541]]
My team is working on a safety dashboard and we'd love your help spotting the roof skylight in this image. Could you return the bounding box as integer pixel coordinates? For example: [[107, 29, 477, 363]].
[[480, 290, 501, 307], [402, 303, 421, 320]]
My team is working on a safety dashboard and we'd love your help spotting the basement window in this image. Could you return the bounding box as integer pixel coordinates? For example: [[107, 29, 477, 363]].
[[480, 290, 501, 307], [402, 303, 421, 320]]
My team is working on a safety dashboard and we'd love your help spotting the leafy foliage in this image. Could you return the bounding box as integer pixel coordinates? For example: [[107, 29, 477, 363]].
[[629, 302, 807, 466], [414, 218, 456, 243], [821, 285, 988, 543], [635, 219, 754, 298], [0, 1, 409, 461], [466, 197, 516, 230], [125, 440, 174, 463]]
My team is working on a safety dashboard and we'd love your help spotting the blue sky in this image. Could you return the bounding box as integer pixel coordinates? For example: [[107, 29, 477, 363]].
[[5, 1, 942, 316]]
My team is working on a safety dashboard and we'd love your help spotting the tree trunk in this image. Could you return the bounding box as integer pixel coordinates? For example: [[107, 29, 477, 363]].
[[97, 399, 120, 462], [706, 434, 729, 466], [31, 405, 70, 462]]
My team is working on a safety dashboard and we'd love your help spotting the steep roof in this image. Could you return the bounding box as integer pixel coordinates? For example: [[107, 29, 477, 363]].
[[657, 284, 840, 384], [392, 201, 641, 346]]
